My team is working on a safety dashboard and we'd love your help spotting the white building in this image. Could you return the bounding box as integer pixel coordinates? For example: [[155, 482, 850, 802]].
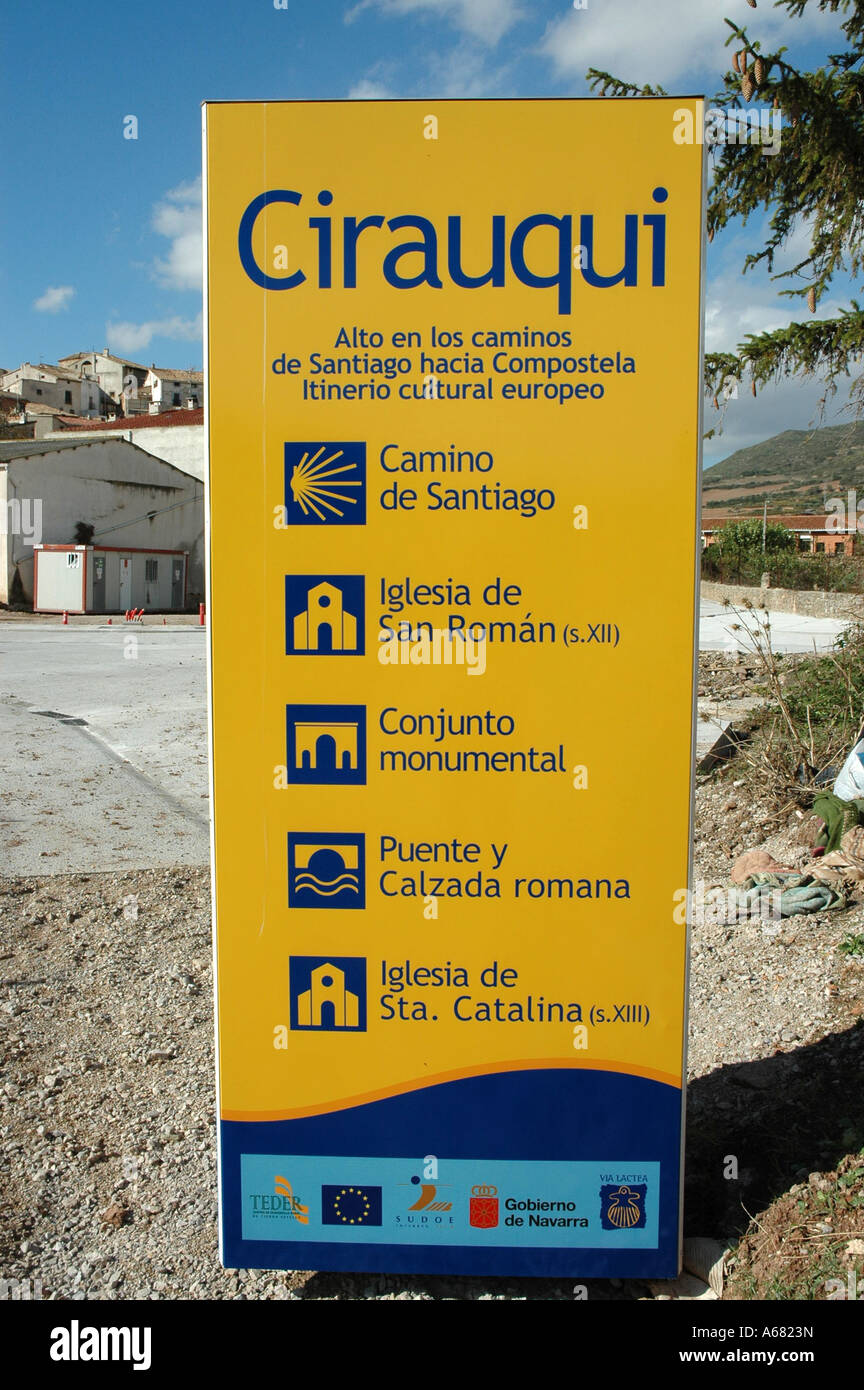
[[144, 367, 203, 411], [0, 363, 111, 417], [0, 437, 204, 608], [57, 351, 150, 413], [43, 408, 205, 481]]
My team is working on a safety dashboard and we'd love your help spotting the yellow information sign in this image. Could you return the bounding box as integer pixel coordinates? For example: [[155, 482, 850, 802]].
[[204, 97, 703, 1277]]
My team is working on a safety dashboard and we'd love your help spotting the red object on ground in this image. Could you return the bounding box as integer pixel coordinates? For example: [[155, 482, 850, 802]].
[[62, 611, 68, 625], [199, 602, 206, 626], [107, 618, 112, 625]]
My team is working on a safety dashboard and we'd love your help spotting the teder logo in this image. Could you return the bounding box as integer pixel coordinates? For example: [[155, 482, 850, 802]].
[[600, 1183, 647, 1230], [49, 1321, 151, 1371], [274, 1176, 310, 1224]]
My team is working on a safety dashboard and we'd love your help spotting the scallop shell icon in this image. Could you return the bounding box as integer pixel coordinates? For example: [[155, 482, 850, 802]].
[[603, 1185, 645, 1229], [284, 442, 367, 525]]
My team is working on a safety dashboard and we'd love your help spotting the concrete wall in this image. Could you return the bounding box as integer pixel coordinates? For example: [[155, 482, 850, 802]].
[[0, 440, 204, 607], [44, 424, 205, 480], [701, 580, 864, 620]]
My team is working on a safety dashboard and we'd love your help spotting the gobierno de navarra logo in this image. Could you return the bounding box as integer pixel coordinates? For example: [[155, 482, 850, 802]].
[[469, 1184, 499, 1229]]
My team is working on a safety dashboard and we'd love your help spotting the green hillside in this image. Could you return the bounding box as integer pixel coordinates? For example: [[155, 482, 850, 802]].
[[703, 422, 864, 513]]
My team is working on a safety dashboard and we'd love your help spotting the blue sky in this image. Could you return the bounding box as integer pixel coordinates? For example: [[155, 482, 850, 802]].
[[1, 0, 856, 463]]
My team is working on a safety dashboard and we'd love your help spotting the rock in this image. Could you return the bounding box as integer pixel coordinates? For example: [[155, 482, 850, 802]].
[[731, 849, 787, 884], [100, 1203, 129, 1228]]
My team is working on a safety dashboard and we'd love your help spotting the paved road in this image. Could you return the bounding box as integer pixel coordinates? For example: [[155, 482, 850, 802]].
[[0, 602, 854, 874], [699, 598, 849, 654], [0, 626, 209, 875]]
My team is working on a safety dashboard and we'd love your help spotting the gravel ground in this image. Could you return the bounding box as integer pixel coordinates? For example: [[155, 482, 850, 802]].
[[1, 653, 862, 1301]]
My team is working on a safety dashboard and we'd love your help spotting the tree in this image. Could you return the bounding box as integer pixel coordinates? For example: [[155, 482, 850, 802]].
[[714, 518, 797, 560], [588, 1, 864, 423]]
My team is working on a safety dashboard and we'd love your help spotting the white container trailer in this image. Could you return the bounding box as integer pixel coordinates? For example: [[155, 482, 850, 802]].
[[33, 544, 188, 613]]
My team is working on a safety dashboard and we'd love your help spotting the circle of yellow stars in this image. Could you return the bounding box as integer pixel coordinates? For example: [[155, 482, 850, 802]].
[[332, 1186, 371, 1224]]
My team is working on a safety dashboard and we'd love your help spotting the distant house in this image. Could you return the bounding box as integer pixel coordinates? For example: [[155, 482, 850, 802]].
[[0, 362, 112, 417], [0, 437, 204, 607], [144, 366, 203, 411], [701, 513, 856, 556], [57, 350, 150, 414]]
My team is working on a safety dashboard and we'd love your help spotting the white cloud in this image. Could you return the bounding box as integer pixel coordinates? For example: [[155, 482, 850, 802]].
[[539, 0, 833, 87], [105, 313, 202, 355], [33, 285, 75, 313], [705, 253, 844, 356], [348, 78, 393, 98], [152, 178, 202, 292], [424, 43, 511, 97], [704, 374, 856, 468], [347, 0, 522, 45]]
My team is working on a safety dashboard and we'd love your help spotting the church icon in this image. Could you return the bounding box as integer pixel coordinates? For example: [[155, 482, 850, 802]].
[[289, 956, 367, 1032], [285, 576, 365, 656], [285, 704, 367, 785]]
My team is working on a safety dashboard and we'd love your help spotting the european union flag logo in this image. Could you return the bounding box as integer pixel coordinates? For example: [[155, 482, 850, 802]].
[[600, 1183, 647, 1231], [321, 1185, 382, 1227]]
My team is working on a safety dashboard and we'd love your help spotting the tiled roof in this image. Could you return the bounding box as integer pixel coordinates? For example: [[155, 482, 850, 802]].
[[58, 351, 148, 369], [148, 367, 203, 382], [56, 408, 204, 431]]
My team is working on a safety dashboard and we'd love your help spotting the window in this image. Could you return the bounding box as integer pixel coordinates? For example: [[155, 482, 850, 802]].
[[172, 392, 180, 406], [145, 559, 159, 581], [35, 387, 42, 395], [816, 542, 826, 552], [64, 390, 72, 404], [66, 553, 80, 569]]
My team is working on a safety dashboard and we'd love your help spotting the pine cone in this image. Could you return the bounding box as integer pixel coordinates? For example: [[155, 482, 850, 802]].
[[754, 56, 766, 85], [773, 95, 779, 108], [707, 226, 715, 243], [712, 395, 719, 410], [732, 50, 741, 74], [751, 380, 757, 397], [747, 0, 757, 7], [808, 286, 817, 313], [742, 71, 755, 101]]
